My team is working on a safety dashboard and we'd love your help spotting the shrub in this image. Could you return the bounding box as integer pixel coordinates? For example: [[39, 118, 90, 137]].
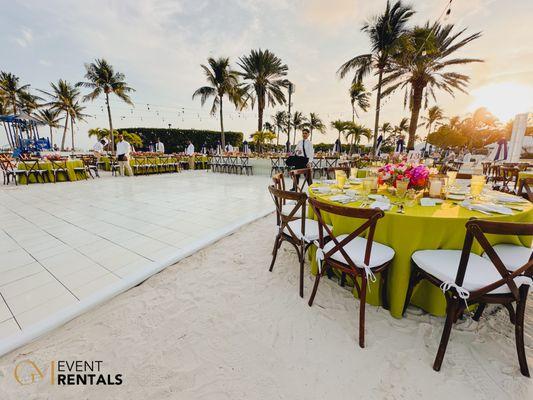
[[122, 128, 244, 153]]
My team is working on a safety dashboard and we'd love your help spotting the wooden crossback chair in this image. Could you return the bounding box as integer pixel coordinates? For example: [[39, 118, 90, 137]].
[[272, 172, 302, 226], [326, 166, 350, 180], [289, 168, 312, 193], [0, 156, 21, 185], [517, 178, 533, 202], [407, 219, 533, 376], [308, 198, 395, 348], [50, 159, 70, 182], [268, 185, 314, 298], [20, 159, 48, 184]]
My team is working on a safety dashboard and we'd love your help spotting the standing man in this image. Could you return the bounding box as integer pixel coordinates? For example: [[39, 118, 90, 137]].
[[285, 128, 314, 189], [116, 133, 133, 177], [185, 140, 195, 155], [155, 138, 165, 154], [92, 139, 106, 161]]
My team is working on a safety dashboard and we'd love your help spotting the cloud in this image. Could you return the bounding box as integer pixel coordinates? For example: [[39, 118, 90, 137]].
[[12, 26, 33, 47]]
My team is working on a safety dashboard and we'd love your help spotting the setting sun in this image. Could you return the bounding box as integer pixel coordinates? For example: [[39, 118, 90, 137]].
[[468, 82, 533, 123]]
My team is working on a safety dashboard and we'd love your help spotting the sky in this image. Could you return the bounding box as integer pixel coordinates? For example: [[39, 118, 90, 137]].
[[1, 0, 533, 150]]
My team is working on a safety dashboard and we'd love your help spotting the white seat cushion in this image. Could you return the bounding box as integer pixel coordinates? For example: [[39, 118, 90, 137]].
[[323, 234, 395, 269], [482, 244, 532, 272], [281, 204, 302, 218], [412, 249, 531, 295], [283, 218, 331, 242]]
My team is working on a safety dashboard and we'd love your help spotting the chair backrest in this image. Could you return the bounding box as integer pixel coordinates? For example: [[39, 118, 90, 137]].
[[327, 166, 350, 179], [289, 168, 312, 193], [270, 157, 280, 168], [455, 219, 533, 300], [268, 185, 307, 240], [309, 197, 385, 274], [517, 178, 533, 202], [325, 157, 338, 169], [19, 159, 41, 174], [272, 172, 286, 192]]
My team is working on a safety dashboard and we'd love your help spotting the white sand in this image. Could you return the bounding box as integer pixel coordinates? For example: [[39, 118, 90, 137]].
[[0, 214, 531, 399]]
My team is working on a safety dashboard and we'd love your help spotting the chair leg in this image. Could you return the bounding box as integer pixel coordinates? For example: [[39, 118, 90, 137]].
[[308, 267, 323, 307], [299, 242, 305, 298], [433, 298, 458, 372], [472, 303, 486, 321], [503, 303, 516, 325], [515, 285, 530, 377], [380, 268, 389, 310], [402, 265, 420, 316], [269, 235, 281, 272], [359, 276, 367, 348]]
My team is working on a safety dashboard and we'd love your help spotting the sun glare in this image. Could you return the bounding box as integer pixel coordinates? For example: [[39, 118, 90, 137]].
[[468, 82, 533, 123]]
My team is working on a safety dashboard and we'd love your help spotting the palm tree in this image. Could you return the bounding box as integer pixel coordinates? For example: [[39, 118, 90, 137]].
[[192, 57, 242, 149], [271, 110, 287, 147], [338, 1, 414, 152], [68, 101, 89, 151], [331, 120, 350, 145], [37, 108, 62, 148], [345, 123, 372, 154], [304, 112, 325, 141], [420, 105, 444, 150], [0, 71, 30, 114], [349, 82, 371, 122], [238, 49, 288, 131], [41, 80, 81, 150], [381, 22, 482, 149], [77, 59, 135, 151], [291, 111, 307, 144]]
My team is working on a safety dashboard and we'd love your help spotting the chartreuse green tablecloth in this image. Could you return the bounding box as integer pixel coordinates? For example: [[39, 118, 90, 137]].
[[98, 155, 209, 173], [518, 170, 533, 180], [308, 185, 532, 318], [17, 160, 86, 184]]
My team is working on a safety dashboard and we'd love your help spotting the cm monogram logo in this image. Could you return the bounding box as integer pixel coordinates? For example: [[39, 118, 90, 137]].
[[13, 360, 47, 385]]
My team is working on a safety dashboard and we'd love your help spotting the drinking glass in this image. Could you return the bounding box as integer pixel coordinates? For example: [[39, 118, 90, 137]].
[[361, 177, 373, 200], [405, 189, 417, 207], [470, 175, 485, 199], [446, 170, 457, 187], [396, 179, 409, 200], [350, 167, 359, 179], [335, 170, 347, 189]]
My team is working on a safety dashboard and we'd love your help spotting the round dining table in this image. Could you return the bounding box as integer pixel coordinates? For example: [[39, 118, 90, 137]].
[[307, 182, 532, 318]]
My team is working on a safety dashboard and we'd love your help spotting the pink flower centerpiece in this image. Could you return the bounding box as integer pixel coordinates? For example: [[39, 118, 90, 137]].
[[378, 163, 431, 190]]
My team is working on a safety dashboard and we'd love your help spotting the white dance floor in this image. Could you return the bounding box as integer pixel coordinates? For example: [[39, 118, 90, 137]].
[[0, 171, 272, 354]]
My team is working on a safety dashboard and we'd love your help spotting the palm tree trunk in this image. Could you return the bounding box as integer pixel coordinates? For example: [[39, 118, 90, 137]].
[[61, 113, 69, 151], [49, 126, 53, 148], [372, 68, 384, 154], [276, 128, 279, 147], [407, 85, 424, 150], [3, 122, 13, 149], [70, 117, 75, 152], [352, 105, 355, 123], [310, 127, 313, 142], [257, 94, 264, 132], [219, 97, 226, 149], [105, 92, 114, 152]]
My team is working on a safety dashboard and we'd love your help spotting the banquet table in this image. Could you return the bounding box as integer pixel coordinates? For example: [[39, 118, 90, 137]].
[[307, 183, 532, 318], [17, 160, 86, 184], [98, 155, 208, 173], [518, 170, 533, 180]]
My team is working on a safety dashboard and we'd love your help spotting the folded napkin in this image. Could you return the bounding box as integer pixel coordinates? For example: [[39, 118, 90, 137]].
[[370, 201, 391, 211], [323, 179, 336, 184], [368, 194, 388, 202], [488, 194, 527, 203], [312, 186, 332, 194], [461, 200, 513, 215], [420, 198, 443, 207], [329, 194, 354, 204]]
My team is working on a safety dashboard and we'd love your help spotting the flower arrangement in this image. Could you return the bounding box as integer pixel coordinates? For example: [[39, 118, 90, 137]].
[[378, 163, 432, 190], [43, 153, 63, 161]]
